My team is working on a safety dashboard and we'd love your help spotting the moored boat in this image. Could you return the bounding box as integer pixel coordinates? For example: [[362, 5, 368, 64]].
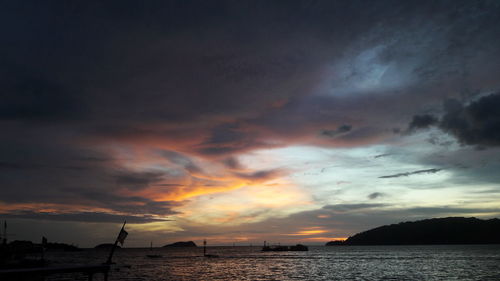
[[262, 244, 308, 251]]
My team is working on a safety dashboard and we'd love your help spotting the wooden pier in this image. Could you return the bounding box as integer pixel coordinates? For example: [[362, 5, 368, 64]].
[[0, 264, 110, 280]]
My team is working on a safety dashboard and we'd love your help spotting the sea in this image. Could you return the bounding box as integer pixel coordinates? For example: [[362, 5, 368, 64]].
[[41, 245, 500, 281]]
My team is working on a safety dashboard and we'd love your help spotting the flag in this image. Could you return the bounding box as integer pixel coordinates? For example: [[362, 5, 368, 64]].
[[117, 228, 128, 246]]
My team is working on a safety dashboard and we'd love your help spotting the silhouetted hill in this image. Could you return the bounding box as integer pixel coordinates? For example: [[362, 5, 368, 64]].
[[345, 217, 500, 245], [163, 241, 197, 247]]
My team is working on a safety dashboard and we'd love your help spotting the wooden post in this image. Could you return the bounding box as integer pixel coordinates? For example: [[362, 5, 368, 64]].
[[203, 239, 206, 256]]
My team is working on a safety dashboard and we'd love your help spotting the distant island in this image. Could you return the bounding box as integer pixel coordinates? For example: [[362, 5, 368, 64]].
[[163, 241, 197, 247], [326, 217, 500, 246]]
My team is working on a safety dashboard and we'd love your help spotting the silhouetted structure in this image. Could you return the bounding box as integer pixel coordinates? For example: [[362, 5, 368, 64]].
[[344, 217, 500, 245], [203, 239, 219, 258], [262, 244, 308, 251]]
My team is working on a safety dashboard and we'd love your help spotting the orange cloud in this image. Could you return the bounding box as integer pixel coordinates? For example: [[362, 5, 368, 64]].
[[286, 229, 328, 236]]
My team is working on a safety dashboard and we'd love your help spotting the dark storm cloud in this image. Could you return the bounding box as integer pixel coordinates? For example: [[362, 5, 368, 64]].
[[379, 168, 442, 178], [2, 2, 490, 119], [1, 0, 499, 148], [407, 92, 500, 147], [440, 93, 500, 146], [0, 211, 169, 224]]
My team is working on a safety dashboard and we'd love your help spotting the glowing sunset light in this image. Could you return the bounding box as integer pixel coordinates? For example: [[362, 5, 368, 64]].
[[286, 229, 329, 236]]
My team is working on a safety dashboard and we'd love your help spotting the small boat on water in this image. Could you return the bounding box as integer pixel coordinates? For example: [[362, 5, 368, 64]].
[[262, 243, 308, 252], [146, 242, 162, 258]]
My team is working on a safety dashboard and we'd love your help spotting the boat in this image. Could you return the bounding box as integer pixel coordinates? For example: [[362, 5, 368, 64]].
[[146, 242, 162, 258], [262, 242, 308, 252], [289, 244, 308, 251]]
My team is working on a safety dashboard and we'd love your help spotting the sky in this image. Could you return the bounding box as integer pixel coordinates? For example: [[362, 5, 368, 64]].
[[1, 0, 500, 247]]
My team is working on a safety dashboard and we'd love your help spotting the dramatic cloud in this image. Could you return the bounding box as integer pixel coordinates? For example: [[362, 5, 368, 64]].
[[1, 0, 500, 246], [407, 92, 500, 147], [440, 93, 500, 146]]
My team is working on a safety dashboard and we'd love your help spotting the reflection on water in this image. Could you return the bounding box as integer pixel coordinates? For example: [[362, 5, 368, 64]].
[[44, 245, 500, 280]]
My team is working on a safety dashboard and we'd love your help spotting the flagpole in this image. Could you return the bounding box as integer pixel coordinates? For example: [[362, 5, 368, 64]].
[[105, 221, 126, 265]]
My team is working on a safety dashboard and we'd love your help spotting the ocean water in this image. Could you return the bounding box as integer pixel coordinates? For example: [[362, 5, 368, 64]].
[[42, 245, 500, 281]]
